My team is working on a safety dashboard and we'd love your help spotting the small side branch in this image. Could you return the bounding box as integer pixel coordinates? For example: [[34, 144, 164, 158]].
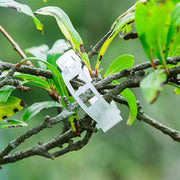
[[88, 28, 113, 59], [0, 25, 33, 67], [137, 111, 180, 142], [113, 96, 180, 143]]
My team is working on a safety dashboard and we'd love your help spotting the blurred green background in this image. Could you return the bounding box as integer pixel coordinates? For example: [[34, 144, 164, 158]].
[[1, 0, 180, 180]]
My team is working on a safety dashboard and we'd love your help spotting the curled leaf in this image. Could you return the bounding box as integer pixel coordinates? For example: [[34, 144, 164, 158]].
[[121, 88, 137, 126], [140, 70, 167, 104]]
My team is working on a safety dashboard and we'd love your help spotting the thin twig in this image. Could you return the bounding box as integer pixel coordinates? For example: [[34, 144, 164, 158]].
[[88, 28, 114, 59], [0, 25, 33, 67], [137, 112, 180, 142], [113, 96, 180, 143]]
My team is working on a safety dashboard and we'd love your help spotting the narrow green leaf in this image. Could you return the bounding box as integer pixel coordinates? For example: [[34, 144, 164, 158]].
[[15, 73, 50, 90], [69, 110, 80, 134], [121, 88, 137, 125], [0, 85, 16, 102], [104, 54, 134, 77], [21, 57, 74, 107], [167, 82, 180, 94], [0, 0, 43, 31], [140, 70, 167, 103], [0, 119, 27, 129], [35, 6, 92, 73], [0, 96, 26, 121], [22, 101, 62, 122], [96, 13, 135, 72]]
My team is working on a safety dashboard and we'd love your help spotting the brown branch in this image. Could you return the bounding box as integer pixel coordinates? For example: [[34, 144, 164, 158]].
[[137, 111, 180, 142], [113, 96, 180, 143], [1, 56, 180, 166], [0, 25, 33, 67], [88, 28, 114, 59]]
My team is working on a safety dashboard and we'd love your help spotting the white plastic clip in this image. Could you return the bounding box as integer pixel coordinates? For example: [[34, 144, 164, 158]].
[[56, 50, 122, 132]]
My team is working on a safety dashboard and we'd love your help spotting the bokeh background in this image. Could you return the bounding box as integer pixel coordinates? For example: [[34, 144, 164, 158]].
[[1, 0, 180, 179]]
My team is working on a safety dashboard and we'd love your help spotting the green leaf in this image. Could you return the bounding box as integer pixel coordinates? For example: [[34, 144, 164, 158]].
[[21, 57, 74, 107], [0, 0, 43, 32], [167, 82, 180, 94], [104, 54, 134, 77], [120, 88, 137, 126], [96, 13, 135, 72], [120, 24, 132, 35], [167, 3, 180, 57], [35, 6, 92, 73], [135, 1, 174, 71], [47, 39, 71, 67], [0, 119, 27, 129], [140, 70, 167, 104], [15, 73, 51, 90], [174, 87, 180, 94], [0, 85, 16, 102], [69, 110, 80, 134], [22, 101, 62, 122], [0, 96, 26, 121]]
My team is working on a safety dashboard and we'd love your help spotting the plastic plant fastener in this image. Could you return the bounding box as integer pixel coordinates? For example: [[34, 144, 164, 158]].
[[56, 49, 122, 132]]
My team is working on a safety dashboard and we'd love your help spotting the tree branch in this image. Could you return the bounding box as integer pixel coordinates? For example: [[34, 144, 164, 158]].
[[1, 55, 180, 166], [113, 96, 180, 143], [0, 61, 53, 78], [88, 28, 114, 59], [0, 25, 33, 67], [0, 110, 75, 159]]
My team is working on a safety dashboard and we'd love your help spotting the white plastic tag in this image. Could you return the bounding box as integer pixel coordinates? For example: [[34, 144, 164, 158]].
[[56, 50, 122, 132]]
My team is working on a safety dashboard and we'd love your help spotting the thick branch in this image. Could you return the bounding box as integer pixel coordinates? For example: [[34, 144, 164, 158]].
[[96, 56, 180, 89], [0, 110, 75, 159], [0, 61, 52, 78]]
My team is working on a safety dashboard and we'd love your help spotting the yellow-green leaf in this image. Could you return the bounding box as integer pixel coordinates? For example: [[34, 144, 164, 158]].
[[121, 88, 137, 126], [0, 0, 43, 31], [35, 6, 92, 74], [174, 87, 180, 94], [0, 96, 26, 121], [95, 13, 135, 72]]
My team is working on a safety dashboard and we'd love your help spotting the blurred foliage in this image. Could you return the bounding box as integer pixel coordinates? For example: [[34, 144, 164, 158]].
[[1, 0, 180, 180]]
